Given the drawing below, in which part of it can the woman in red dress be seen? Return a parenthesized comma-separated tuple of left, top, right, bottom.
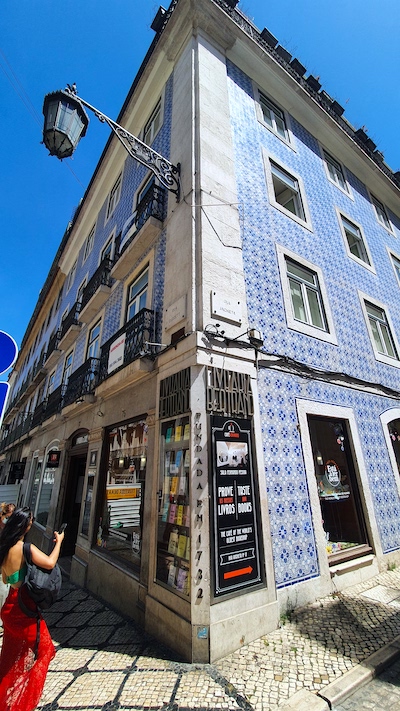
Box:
(0, 508, 64, 711)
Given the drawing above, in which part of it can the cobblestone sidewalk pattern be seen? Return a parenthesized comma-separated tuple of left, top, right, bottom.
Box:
(1, 568, 400, 710)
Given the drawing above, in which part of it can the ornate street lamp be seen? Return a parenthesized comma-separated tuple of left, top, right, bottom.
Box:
(42, 85, 180, 200)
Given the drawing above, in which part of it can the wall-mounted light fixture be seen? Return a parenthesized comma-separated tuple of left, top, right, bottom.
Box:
(42, 85, 181, 200)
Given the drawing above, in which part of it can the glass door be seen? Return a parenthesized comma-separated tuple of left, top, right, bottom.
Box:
(308, 415, 371, 563)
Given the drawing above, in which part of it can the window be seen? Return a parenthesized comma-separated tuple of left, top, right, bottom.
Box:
(96, 420, 147, 575)
(126, 267, 149, 322)
(390, 252, 400, 286)
(371, 194, 392, 231)
(264, 156, 311, 227)
(60, 308, 68, 328)
(62, 352, 73, 386)
(365, 300, 398, 360)
(143, 99, 162, 145)
(271, 162, 304, 219)
(55, 286, 63, 312)
(277, 246, 337, 344)
(76, 279, 87, 304)
(101, 236, 115, 263)
(137, 174, 155, 206)
(323, 150, 349, 193)
(258, 92, 288, 140)
(286, 258, 327, 330)
(47, 371, 56, 396)
(83, 224, 95, 262)
(46, 301, 55, 328)
(86, 321, 101, 359)
(66, 260, 77, 292)
(106, 174, 122, 220)
(338, 212, 372, 268)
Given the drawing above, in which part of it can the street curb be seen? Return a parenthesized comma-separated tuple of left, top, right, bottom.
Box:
(317, 635, 400, 708)
(278, 636, 400, 710)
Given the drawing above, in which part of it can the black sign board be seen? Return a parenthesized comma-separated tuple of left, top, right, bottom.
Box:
(211, 416, 262, 596)
(46, 450, 60, 468)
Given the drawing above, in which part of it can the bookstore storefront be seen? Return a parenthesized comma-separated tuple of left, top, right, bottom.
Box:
(143, 364, 277, 663)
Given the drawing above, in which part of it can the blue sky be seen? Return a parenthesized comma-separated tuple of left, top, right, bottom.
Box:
(1, 0, 399, 360)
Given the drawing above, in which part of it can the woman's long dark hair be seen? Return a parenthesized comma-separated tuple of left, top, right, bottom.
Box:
(0, 507, 33, 567)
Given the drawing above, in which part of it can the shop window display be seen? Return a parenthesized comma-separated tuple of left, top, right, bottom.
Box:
(308, 416, 370, 562)
(96, 421, 147, 573)
(156, 416, 190, 596)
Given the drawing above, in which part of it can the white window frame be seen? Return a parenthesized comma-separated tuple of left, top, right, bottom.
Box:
(66, 260, 77, 293)
(60, 308, 68, 328)
(136, 173, 156, 207)
(322, 149, 351, 196)
(277, 244, 337, 344)
(83, 224, 96, 263)
(76, 278, 87, 304)
(359, 290, 400, 367)
(370, 193, 393, 233)
(105, 173, 122, 222)
(254, 86, 292, 145)
(47, 370, 56, 396)
(388, 249, 400, 287)
(142, 96, 163, 145)
(101, 229, 116, 265)
(62, 351, 74, 386)
(336, 208, 375, 272)
(126, 265, 149, 323)
(264, 151, 312, 230)
(55, 285, 63, 312)
(86, 319, 102, 360)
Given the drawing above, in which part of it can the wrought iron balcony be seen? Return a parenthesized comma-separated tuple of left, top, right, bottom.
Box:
(111, 185, 166, 280)
(31, 400, 47, 429)
(98, 308, 155, 383)
(45, 330, 62, 367)
(0, 412, 33, 452)
(63, 357, 100, 408)
(45, 384, 66, 420)
(59, 301, 82, 345)
(79, 258, 113, 323)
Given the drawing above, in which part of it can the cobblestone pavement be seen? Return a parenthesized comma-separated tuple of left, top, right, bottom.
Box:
(1, 568, 400, 710)
(333, 655, 400, 711)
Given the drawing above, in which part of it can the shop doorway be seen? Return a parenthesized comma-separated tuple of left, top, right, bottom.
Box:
(308, 415, 371, 564)
(388, 418, 400, 474)
(61, 434, 88, 556)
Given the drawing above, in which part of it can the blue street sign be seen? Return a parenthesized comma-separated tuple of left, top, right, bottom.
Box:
(0, 330, 18, 429)
(0, 331, 17, 375)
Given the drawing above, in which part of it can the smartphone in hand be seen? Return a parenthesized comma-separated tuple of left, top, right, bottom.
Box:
(59, 523, 67, 533)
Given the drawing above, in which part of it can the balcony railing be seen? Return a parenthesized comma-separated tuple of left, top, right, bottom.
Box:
(1, 311, 156, 446)
(116, 185, 166, 260)
(46, 330, 61, 361)
(59, 301, 81, 341)
(80, 258, 113, 312)
(45, 384, 66, 420)
(0, 412, 33, 453)
(98, 308, 155, 383)
(31, 400, 47, 429)
(63, 358, 100, 408)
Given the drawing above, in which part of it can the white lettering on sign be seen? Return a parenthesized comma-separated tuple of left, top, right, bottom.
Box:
(108, 333, 126, 374)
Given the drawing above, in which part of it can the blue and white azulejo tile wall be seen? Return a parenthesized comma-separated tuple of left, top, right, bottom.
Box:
(226, 59, 400, 586)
